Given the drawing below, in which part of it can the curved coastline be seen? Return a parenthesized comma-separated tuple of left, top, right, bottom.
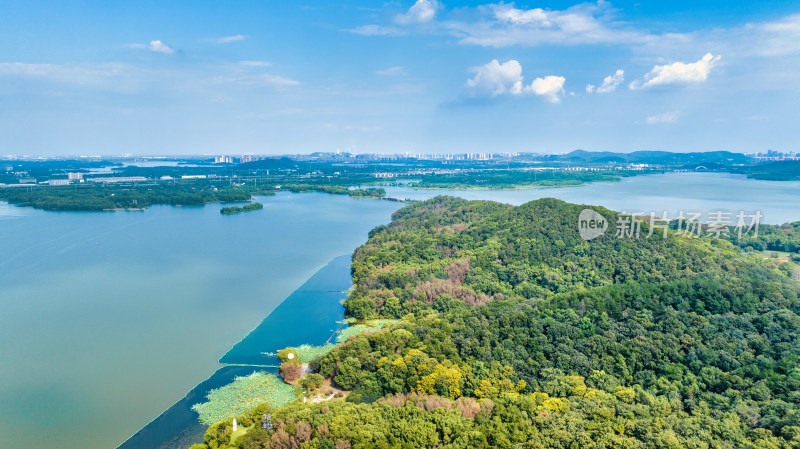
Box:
(116, 255, 354, 449)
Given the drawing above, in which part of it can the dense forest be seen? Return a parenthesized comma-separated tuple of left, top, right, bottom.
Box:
(283, 184, 386, 198)
(729, 161, 800, 181)
(221, 202, 265, 215)
(724, 221, 800, 256)
(408, 170, 646, 189)
(190, 197, 800, 449)
(0, 183, 270, 211)
(0, 182, 386, 211)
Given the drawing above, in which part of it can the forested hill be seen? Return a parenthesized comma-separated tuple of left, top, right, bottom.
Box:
(196, 197, 800, 449)
(345, 196, 796, 318)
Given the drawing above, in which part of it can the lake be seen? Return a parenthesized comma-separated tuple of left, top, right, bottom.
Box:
(1, 172, 799, 449)
(0, 192, 400, 449)
(384, 172, 800, 224)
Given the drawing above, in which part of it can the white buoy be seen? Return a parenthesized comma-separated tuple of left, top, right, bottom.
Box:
(232, 418, 237, 432)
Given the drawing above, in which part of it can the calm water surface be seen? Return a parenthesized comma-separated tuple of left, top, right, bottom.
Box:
(1, 172, 799, 449)
(386, 172, 800, 224)
(0, 192, 400, 449)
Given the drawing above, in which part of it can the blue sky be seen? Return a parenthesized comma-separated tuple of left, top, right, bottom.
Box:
(1, 1, 799, 156)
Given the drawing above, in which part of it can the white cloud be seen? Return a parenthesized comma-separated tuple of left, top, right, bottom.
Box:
(465, 59, 525, 96)
(527, 75, 566, 103)
(448, 2, 649, 47)
(748, 13, 800, 56)
(645, 111, 680, 124)
(493, 5, 551, 25)
(148, 40, 175, 54)
(215, 35, 245, 43)
(591, 69, 624, 93)
(347, 1, 650, 48)
(464, 59, 565, 103)
(376, 66, 406, 76)
(630, 53, 720, 89)
(212, 73, 300, 87)
(395, 0, 439, 25)
(585, 84, 595, 93)
(0, 62, 127, 86)
(347, 25, 403, 36)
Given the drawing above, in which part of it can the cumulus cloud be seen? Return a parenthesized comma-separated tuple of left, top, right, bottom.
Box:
(376, 66, 406, 76)
(466, 59, 525, 96)
(630, 53, 720, 89)
(395, 0, 439, 25)
(645, 111, 680, 124)
(587, 69, 624, 93)
(148, 40, 175, 54)
(464, 59, 565, 103)
(527, 75, 566, 103)
(216, 35, 245, 43)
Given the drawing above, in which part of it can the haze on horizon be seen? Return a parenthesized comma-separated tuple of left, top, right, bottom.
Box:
(1, 0, 799, 156)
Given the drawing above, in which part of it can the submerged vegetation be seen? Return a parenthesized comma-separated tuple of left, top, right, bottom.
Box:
(191, 372, 296, 426)
(191, 197, 800, 448)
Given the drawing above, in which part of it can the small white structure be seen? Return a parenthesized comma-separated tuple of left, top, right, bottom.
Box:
(232, 418, 237, 432)
(287, 353, 295, 360)
(47, 179, 70, 186)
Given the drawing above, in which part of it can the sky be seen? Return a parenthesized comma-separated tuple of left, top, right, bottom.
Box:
(1, 0, 800, 156)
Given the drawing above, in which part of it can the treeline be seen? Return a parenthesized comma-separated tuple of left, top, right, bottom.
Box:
(283, 184, 385, 198)
(190, 197, 800, 448)
(729, 160, 800, 181)
(726, 221, 800, 255)
(0, 183, 269, 211)
(0, 182, 387, 212)
(408, 170, 647, 190)
(221, 202, 264, 215)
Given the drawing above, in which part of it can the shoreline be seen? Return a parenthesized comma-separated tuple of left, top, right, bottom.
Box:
(117, 254, 354, 449)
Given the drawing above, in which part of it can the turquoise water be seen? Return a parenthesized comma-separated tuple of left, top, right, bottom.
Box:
(120, 255, 353, 449)
(1, 173, 800, 449)
(220, 255, 353, 366)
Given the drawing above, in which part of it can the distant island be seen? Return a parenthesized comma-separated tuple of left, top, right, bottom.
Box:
(220, 202, 263, 215)
(186, 197, 800, 449)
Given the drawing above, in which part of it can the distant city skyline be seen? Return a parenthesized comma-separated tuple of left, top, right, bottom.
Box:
(2, 1, 800, 155)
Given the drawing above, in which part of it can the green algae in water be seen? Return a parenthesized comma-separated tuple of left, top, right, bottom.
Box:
(284, 320, 399, 363)
(295, 343, 336, 363)
(191, 372, 296, 425)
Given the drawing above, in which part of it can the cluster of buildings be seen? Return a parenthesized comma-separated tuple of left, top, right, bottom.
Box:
(214, 155, 266, 164)
(746, 150, 799, 161)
